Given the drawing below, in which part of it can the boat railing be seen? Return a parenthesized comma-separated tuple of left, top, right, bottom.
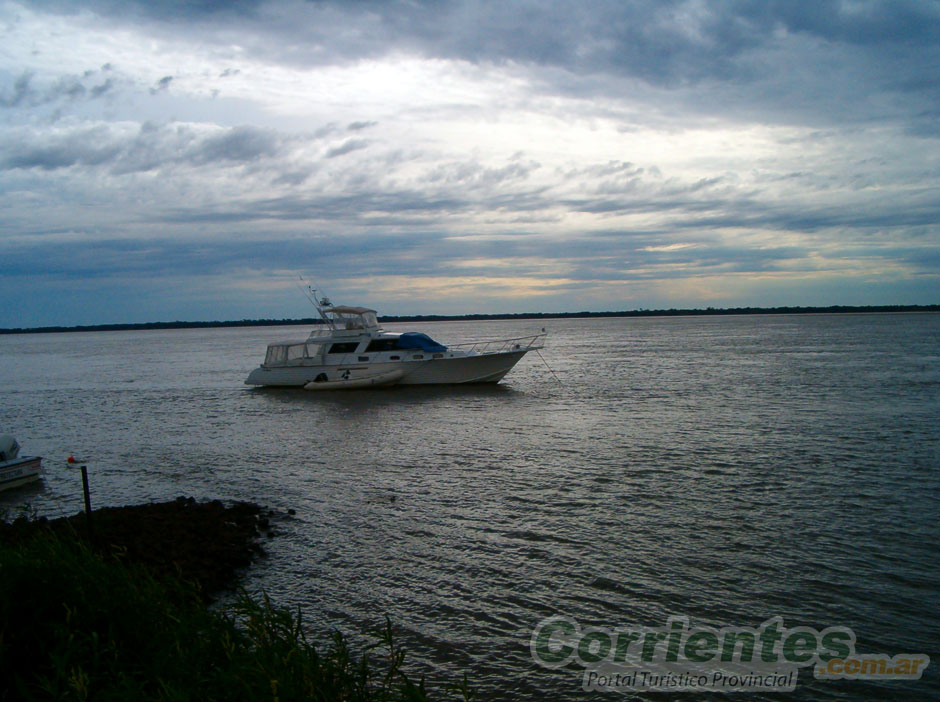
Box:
(450, 333, 545, 355)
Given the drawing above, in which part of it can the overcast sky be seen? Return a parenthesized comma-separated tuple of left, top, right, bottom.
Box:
(1, 0, 938, 326)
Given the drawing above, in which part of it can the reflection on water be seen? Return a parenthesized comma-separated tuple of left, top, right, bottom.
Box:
(251, 381, 518, 406)
(2, 314, 938, 700)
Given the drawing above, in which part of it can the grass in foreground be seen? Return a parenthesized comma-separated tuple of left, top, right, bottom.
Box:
(0, 535, 471, 701)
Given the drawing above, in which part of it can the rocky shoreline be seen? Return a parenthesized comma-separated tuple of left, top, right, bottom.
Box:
(0, 496, 274, 598)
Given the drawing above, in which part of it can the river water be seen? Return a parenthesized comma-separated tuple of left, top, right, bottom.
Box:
(1, 313, 938, 700)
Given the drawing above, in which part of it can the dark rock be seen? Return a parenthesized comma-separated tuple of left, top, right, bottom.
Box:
(0, 498, 268, 600)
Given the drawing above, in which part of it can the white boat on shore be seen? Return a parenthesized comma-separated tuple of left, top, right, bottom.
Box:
(0, 435, 44, 492)
(245, 294, 544, 389)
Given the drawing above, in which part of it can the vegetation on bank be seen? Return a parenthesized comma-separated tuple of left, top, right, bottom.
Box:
(2, 304, 937, 334)
(0, 502, 470, 701)
(0, 498, 268, 601)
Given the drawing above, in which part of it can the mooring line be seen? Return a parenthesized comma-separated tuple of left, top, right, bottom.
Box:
(536, 349, 563, 384)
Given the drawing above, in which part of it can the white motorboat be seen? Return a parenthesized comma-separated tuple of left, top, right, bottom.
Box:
(0, 434, 44, 492)
(245, 294, 544, 389)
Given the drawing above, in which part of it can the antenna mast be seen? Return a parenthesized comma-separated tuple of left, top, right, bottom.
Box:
(297, 276, 336, 329)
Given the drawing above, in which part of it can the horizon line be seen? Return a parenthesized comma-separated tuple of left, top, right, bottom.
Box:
(2, 304, 938, 335)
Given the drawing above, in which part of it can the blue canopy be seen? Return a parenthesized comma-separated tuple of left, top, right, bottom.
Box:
(397, 332, 448, 352)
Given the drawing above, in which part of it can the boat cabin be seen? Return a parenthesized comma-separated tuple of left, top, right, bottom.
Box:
(262, 331, 448, 367)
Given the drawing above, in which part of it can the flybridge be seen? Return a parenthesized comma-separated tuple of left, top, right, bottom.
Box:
(320, 303, 380, 331)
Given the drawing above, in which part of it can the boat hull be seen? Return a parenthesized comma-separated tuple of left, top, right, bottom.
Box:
(304, 369, 405, 390)
(246, 349, 531, 388)
(398, 349, 528, 384)
(0, 456, 43, 492)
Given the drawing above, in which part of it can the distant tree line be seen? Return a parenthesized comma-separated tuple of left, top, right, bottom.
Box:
(2, 304, 938, 335)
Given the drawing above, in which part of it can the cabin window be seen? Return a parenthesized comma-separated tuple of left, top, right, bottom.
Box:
(366, 338, 399, 352)
(327, 342, 359, 354)
(265, 345, 288, 365)
(432, 353, 443, 358)
(390, 355, 400, 360)
(358, 356, 369, 362)
(413, 354, 424, 359)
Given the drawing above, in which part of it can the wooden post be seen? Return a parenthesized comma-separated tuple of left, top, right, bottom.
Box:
(80, 464, 94, 541)
(67, 456, 94, 543)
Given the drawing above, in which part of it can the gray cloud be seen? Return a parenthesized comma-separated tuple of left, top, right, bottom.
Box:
(150, 75, 173, 94)
(15, 1, 939, 136)
(0, 123, 292, 174)
(186, 126, 282, 164)
(42, 1, 939, 87)
(26, 0, 264, 21)
(0, 73, 33, 108)
(0, 67, 118, 109)
(424, 157, 540, 189)
(12, 220, 933, 295)
(325, 139, 370, 158)
(1, 125, 121, 170)
(89, 78, 115, 98)
(0, 228, 797, 283)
